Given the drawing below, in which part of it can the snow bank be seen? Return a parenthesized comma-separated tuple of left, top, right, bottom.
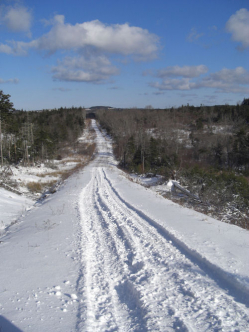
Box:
(0, 188, 33, 230)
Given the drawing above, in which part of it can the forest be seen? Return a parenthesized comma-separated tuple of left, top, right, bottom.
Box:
(0, 90, 85, 166)
(97, 99, 249, 229)
(1, 89, 249, 228)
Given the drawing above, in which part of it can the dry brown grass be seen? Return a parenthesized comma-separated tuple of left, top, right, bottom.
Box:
(78, 142, 96, 156)
(27, 180, 57, 193)
(28, 121, 97, 196)
(60, 161, 87, 181)
(36, 171, 65, 178)
(27, 182, 43, 193)
(53, 144, 96, 181)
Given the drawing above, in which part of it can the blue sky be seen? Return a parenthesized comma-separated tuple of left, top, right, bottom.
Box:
(0, 0, 249, 110)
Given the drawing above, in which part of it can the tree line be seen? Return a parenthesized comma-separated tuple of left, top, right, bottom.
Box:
(98, 102, 249, 175)
(1, 89, 249, 227)
(97, 100, 249, 228)
(0, 90, 85, 166)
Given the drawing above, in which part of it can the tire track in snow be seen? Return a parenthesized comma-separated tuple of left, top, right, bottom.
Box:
(96, 167, 249, 331)
(76, 168, 147, 331)
(75, 120, 249, 331)
(93, 172, 149, 331)
(103, 168, 249, 307)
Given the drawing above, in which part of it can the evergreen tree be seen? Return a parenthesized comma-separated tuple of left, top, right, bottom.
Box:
(0, 90, 14, 122)
(0, 91, 14, 166)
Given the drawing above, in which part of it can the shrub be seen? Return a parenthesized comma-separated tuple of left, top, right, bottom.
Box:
(27, 181, 43, 193)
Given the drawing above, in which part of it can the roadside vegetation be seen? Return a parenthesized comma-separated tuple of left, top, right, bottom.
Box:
(0, 90, 95, 197)
(1, 89, 249, 228)
(98, 99, 249, 229)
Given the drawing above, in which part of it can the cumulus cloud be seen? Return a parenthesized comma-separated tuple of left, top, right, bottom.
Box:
(38, 18, 158, 59)
(0, 15, 159, 82)
(1, 5, 32, 35)
(0, 15, 159, 59)
(151, 78, 196, 91)
(0, 40, 32, 55)
(199, 67, 249, 93)
(150, 66, 249, 93)
(150, 65, 207, 90)
(52, 55, 119, 83)
(226, 8, 249, 49)
(157, 65, 208, 78)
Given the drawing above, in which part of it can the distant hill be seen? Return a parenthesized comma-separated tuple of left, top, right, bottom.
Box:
(90, 106, 114, 110)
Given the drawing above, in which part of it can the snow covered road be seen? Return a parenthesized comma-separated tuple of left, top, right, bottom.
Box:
(1, 119, 249, 331)
(73, 122, 249, 331)
(77, 166, 249, 331)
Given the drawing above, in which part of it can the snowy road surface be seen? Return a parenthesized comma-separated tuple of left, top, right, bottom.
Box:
(0, 120, 249, 331)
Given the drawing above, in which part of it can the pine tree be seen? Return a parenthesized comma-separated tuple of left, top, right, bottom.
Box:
(0, 91, 14, 166)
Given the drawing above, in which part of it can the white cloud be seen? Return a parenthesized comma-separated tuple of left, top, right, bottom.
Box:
(226, 8, 249, 49)
(0, 14, 159, 84)
(0, 40, 31, 55)
(199, 67, 249, 93)
(151, 78, 195, 91)
(0, 16, 159, 59)
(157, 65, 208, 78)
(0, 43, 13, 54)
(150, 65, 208, 90)
(41, 15, 65, 27)
(39, 18, 158, 59)
(150, 66, 249, 93)
(2, 5, 32, 35)
(52, 55, 119, 83)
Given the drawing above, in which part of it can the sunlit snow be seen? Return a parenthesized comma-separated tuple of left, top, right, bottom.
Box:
(0, 120, 248, 331)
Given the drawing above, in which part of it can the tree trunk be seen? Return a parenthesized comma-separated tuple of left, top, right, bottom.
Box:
(142, 151, 145, 174)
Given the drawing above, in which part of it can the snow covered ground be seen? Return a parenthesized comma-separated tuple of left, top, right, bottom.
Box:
(0, 121, 95, 230)
(0, 120, 249, 331)
(0, 188, 33, 233)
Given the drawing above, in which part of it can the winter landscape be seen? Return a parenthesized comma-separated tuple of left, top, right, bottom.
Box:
(0, 120, 249, 331)
(1, 1, 249, 331)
